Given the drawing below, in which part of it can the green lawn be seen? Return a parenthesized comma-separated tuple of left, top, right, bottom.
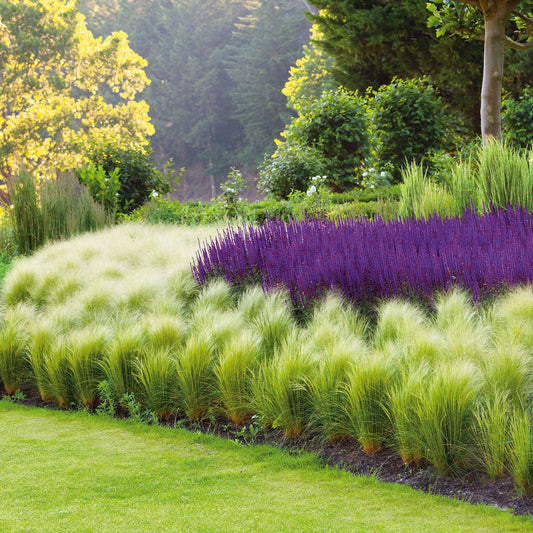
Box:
(0, 401, 531, 533)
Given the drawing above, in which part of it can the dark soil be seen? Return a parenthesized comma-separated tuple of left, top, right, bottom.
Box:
(7, 388, 533, 517)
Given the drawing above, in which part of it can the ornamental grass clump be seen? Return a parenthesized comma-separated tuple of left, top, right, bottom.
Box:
(507, 406, 533, 495)
(69, 326, 110, 410)
(309, 339, 363, 441)
(344, 352, 397, 454)
(193, 207, 533, 311)
(135, 348, 179, 421)
(388, 363, 429, 465)
(251, 336, 316, 439)
(473, 391, 512, 480)
(0, 307, 31, 394)
(417, 360, 481, 474)
(176, 334, 217, 422)
(215, 331, 261, 426)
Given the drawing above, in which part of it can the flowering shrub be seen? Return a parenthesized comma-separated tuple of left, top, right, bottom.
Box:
(192, 207, 533, 309)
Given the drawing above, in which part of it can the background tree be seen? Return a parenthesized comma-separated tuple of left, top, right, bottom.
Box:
(282, 23, 338, 110)
(225, 0, 311, 166)
(427, 0, 533, 141)
(80, 0, 312, 195)
(0, 0, 152, 185)
(306, 0, 485, 132)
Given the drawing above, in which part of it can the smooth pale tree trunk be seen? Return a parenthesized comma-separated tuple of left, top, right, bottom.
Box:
(478, 0, 521, 142)
(480, 10, 507, 141)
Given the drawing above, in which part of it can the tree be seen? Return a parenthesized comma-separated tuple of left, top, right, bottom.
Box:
(282, 24, 338, 110)
(427, 0, 533, 141)
(0, 0, 152, 185)
(225, 0, 311, 166)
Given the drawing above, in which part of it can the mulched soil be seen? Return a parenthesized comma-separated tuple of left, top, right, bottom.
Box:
(8, 388, 533, 516)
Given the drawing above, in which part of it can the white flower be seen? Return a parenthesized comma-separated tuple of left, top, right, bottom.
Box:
(151, 191, 159, 198)
(224, 187, 234, 194)
(369, 167, 375, 172)
(312, 176, 318, 181)
(370, 184, 375, 189)
(362, 171, 368, 177)
(307, 185, 317, 196)
(380, 171, 387, 178)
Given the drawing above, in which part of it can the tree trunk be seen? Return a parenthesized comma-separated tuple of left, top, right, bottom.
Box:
(480, 9, 507, 142)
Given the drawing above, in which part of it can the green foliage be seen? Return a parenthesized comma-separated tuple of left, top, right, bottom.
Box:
(258, 142, 327, 200)
(280, 89, 370, 192)
(77, 164, 121, 214)
(370, 79, 450, 180)
(0, 0, 152, 182)
(218, 168, 248, 219)
(282, 23, 337, 110)
(86, 144, 172, 214)
(503, 87, 533, 149)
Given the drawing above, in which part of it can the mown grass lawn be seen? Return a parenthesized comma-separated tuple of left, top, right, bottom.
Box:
(1, 401, 532, 533)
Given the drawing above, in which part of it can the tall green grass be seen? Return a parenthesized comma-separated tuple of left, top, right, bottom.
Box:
(398, 141, 533, 217)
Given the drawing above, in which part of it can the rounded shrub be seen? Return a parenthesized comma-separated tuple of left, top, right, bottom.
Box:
(370, 78, 449, 181)
(502, 87, 533, 149)
(258, 142, 327, 200)
(83, 143, 171, 214)
(262, 89, 370, 196)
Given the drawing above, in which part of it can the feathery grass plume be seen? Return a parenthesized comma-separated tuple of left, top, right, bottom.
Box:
(2, 265, 37, 306)
(192, 280, 234, 314)
(507, 405, 533, 495)
(417, 360, 480, 474)
(69, 326, 110, 410)
(476, 139, 533, 211)
(374, 300, 428, 350)
(306, 293, 367, 354)
(176, 333, 217, 421)
(489, 286, 533, 353)
(398, 161, 427, 219)
(0, 308, 31, 394)
(481, 342, 530, 407)
(344, 351, 397, 454)
(46, 337, 74, 408)
(102, 325, 146, 401)
(251, 334, 316, 439)
(215, 330, 261, 426)
(141, 314, 188, 352)
(28, 322, 57, 402)
(237, 286, 268, 323)
(168, 268, 200, 310)
(387, 363, 429, 465)
(433, 288, 490, 363)
(251, 290, 295, 360)
(135, 348, 179, 421)
(78, 285, 117, 325)
(309, 339, 363, 441)
(474, 391, 512, 480)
